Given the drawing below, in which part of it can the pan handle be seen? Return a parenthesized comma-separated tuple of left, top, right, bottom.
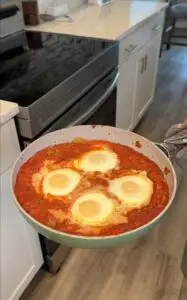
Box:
(154, 143, 171, 158)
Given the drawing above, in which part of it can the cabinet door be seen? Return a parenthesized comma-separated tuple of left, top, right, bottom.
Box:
(0, 168, 43, 300)
(133, 33, 161, 125)
(116, 55, 137, 130)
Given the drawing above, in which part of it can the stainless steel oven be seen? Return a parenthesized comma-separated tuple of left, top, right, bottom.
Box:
(23, 67, 118, 146)
(22, 67, 118, 274)
(46, 68, 118, 129)
(36, 67, 118, 273)
(0, 29, 119, 273)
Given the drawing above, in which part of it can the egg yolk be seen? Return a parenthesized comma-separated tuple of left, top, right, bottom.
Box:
(71, 192, 114, 226)
(108, 173, 153, 209)
(122, 181, 140, 196)
(42, 168, 81, 196)
(89, 152, 107, 164)
(75, 149, 118, 173)
(48, 174, 69, 189)
(78, 200, 101, 218)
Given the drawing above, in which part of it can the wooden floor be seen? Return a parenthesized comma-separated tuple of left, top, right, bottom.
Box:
(20, 47, 187, 300)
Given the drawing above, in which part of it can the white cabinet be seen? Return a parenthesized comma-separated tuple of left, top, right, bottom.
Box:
(116, 22, 141, 130)
(116, 12, 164, 130)
(0, 120, 43, 300)
(133, 33, 161, 126)
(116, 54, 137, 130)
(0, 119, 20, 174)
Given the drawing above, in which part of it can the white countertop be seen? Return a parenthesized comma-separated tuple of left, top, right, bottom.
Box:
(26, 0, 168, 40)
(0, 100, 19, 126)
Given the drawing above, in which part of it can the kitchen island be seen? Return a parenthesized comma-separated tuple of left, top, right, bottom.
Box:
(27, 0, 167, 41)
(26, 0, 168, 131)
(0, 100, 43, 300)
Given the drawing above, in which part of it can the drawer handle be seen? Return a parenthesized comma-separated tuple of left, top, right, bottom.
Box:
(144, 54, 148, 72)
(124, 44, 137, 54)
(139, 57, 144, 74)
(152, 24, 161, 32)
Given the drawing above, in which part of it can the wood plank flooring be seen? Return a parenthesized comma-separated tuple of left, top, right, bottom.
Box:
(20, 46, 187, 300)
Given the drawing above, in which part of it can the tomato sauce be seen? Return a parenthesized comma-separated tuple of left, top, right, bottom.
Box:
(14, 140, 169, 237)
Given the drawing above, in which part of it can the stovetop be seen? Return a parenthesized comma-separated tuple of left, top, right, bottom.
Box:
(0, 30, 116, 106)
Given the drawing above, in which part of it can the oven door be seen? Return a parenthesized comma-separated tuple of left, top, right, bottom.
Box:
(21, 67, 118, 273)
(42, 68, 119, 134)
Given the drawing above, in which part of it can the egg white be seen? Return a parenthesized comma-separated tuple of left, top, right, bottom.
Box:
(32, 160, 54, 194)
(42, 168, 80, 196)
(75, 149, 118, 173)
(71, 192, 114, 226)
(108, 173, 153, 209)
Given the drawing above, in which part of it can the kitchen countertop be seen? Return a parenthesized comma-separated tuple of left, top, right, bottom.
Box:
(26, 0, 168, 40)
(0, 100, 19, 126)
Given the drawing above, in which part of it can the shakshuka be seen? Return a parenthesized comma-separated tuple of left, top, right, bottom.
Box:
(14, 139, 169, 236)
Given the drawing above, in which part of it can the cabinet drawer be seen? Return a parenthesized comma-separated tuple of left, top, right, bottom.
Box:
(142, 12, 164, 45)
(0, 119, 20, 175)
(119, 27, 142, 66)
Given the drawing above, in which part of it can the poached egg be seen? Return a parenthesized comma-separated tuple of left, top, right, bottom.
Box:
(108, 172, 153, 209)
(74, 149, 118, 173)
(42, 168, 81, 196)
(71, 191, 114, 226)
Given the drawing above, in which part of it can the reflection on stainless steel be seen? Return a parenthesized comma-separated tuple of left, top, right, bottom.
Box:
(0, 30, 27, 54)
(19, 67, 118, 139)
(0, 31, 118, 139)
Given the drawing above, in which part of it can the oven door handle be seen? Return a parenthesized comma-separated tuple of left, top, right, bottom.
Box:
(68, 71, 119, 127)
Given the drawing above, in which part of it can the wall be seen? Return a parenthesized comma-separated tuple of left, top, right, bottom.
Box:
(0, 0, 20, 7)
(38, 0, 87, 14)
(0, 0, 86, 12)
